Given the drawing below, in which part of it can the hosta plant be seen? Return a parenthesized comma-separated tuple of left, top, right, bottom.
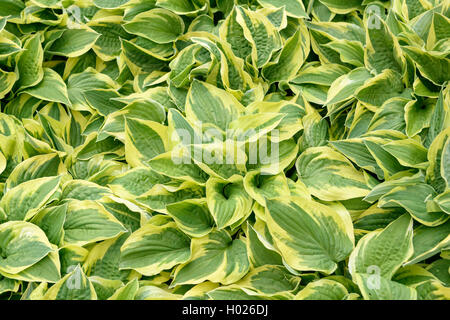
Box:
(0, 0, 449, 300)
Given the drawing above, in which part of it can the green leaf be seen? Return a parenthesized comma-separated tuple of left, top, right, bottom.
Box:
(123, 8, 185, 44)
(108, 278, 139, 300)
(43, 265, 97, 300)
(378, 184, 448, 226)
(206, 177, 253, 229)
(63, 200, 127, 246)
(15, 34, 43, 90)
(265, 196, 354, 274)
(47, 29, 100, 57)
(235, 6, 282, 68)
(172, 230, 249, 285)
(257, 0, 308, 18)
(354, 273, 417, 300)
(349, 214, 414, 279)
(402, 46, 450, 85)
(295, 279, 349, 300)
(262, 24, 310, 83)
(124, 118, 168, 168)
(21, 68, 71, 105)
(0, 221, 54, 274)
(0, 176, 61, 221)
(120, 216, 191, 276)
(186, 80, 244, 132)
(407, 221, 450, 265)
(296, 146, 371, 201)
(0, 69, 17, 99)
(364, 15, 405, 75)
(166, 199, 215, 238)
(156, 0, 207, 15)
(355, 69, 407, 108)
(326, 67, 372, 105)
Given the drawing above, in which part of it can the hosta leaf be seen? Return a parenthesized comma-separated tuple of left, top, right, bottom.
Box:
(206, 177, 253, 229)
(30, 203, 67, 246)
(0, 277, 19, 295)
(94, 0, 131, 9)
(426, 127, 450, 193)
(402, 46, 450, 85)
(243, 171, 290, 207)
(0, 221, 54, 274)
(63, 200, 127, 246)
(381, 139, 428, 169)
(0, 250, 61, 283)
(89, 277, 123, 300)
(82, 234, 129, 280)
(355, 69, 408, 108)
(135, 285, 182, 300)
(404, 98, 435, 137)
(363, 139, 408, 179)
(326, 67, 372, 106)
(354, 273, 417, 300)
(257, 0, 308, 18)
(120, 217, 191, 276)
(0, 151, 6, 176)
(21, 68, 70, 105)
(235, 6, 282, 68)
(136, 182, 205, 214)
(120, 39, 168, 73)
(108, 167, 170, 200)
(123, 9, 184, 44)
(378, 184, 448, 226)
(0, 70, 17, 100)
(166, 199, 214, 238)
(406, 221, 450, 265)
(186, 80, 244, 132)
(47, 29, 100, 58)
(155, 0, 207, 15)
(62, 180, 112, 201)
(296, 146, 371, 201)
(349, 214, 414, 279)
(190, 142, 247, 181)
(124, 118, 168, 168)
(190, 36, 254, 94)
(235, 265, 300, 295)
(318, 0, 363, 14)
(148, 150, 209, 185)
(5, 153, 63, 191)
(330, 138, 382, 177)
(368, 97, 408, 132)
(364, 15, 405, 75)
(295, 279, 349, 300)
(206, 285, 282, 300)
(324, 40, 364, 67)
(265, 196, 354, 274)
(0, 176, 61, 221)
(262, 23, 310, 83)
(424, 90, 450, 148)
(0, 0, 24, 18)
(43, 265, 97, 300)
(291, 64, 350, 87)
(15, 34, 43, 90)
(172, 230, 249, 285)
(219, 7, 252, 60)
(0, 36, 21, 59)
(107, 278, 139, 300)
(245, 223, 283, 268)
(433, 190, 450, 215)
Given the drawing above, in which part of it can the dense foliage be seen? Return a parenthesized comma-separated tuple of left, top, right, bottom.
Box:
(0, 0, 449, 300)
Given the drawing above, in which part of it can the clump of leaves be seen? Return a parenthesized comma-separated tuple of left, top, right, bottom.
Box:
(0, 0, 449, 300)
